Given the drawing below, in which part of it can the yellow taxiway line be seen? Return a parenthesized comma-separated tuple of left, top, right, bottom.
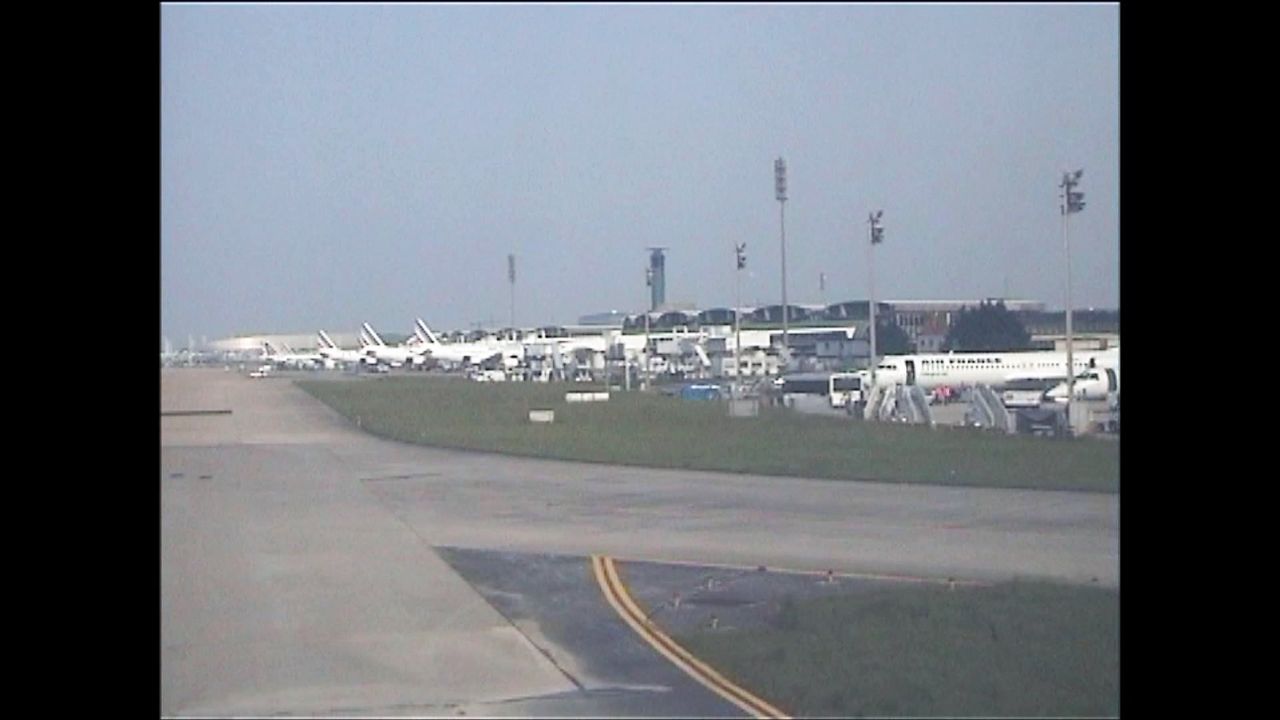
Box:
(591, 554, 790, 719)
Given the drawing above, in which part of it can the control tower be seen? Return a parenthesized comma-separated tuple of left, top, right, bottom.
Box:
(647, 247, 666, 311)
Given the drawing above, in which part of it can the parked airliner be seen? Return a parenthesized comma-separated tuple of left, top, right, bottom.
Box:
(412, 319, 523, 369)
(870, 347, 1119, 390)
(315, 330, 369, 367)
(262, 340, 324, 369)
(361, 322, 426, 368)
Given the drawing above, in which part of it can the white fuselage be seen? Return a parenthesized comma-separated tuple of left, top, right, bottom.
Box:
(315, 331, 368, 366)
(263, 344, 323, 369)
(411, 319, 521, 369)
(363, 344, 423, 367)
(553, 335, 609, 354)
(872, 348, 1119, 390)
(317, 345, 364, 365)
(424, 338, 522, 368)
(359, 322, 424, 367)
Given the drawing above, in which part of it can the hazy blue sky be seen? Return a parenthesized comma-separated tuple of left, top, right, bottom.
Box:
(161, 3, 1118, 343)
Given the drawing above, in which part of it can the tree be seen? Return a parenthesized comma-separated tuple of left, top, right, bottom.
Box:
(943, 300, 1032, 352)
(875, 319, 914, 355)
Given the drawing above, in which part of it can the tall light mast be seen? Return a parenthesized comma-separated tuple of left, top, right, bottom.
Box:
(1059, 169, 1086, 432)
(867, 210, 884, 386)
(775, 157, 789, 362)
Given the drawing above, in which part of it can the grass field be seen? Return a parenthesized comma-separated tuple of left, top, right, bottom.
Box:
(296, 376, 1118, 493)
(675, 580, 1119, 717)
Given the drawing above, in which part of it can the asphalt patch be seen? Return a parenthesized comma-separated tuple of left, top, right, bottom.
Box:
(613, 560, 908, 637)
(433, 547, 947, 717)
(435, 546, 742, 717)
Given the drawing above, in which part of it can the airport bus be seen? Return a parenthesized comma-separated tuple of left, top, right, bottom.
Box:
(779, 371, 867, 409)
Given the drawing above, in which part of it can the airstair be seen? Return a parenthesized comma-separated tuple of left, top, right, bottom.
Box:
(969, 384, 1015, 433)
(864, 383, 933, 426)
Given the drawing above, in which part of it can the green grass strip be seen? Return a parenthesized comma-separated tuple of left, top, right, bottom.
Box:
(675, 580, 1119, 717)
(296, 376, 1118, 493)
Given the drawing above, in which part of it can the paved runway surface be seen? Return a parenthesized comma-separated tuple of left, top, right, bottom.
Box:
(161, 368, 1118, 716)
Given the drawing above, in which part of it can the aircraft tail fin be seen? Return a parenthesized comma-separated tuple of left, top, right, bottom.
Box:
(415, 318, 441, 345)
(361, 323, 386, 347)
(317, 330, 337, 350)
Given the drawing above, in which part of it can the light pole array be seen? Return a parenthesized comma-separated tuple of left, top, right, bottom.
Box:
(1059, 169, 1086, 431)
(775, 157, 788, 363)
(867, 210, 884, 387)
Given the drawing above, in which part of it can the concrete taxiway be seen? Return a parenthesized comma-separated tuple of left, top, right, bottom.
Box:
(161, 368, 1118, 716)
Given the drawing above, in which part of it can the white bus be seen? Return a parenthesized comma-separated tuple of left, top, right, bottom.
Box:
(779, 371, 867, 409)
(829, 372, 866, 408)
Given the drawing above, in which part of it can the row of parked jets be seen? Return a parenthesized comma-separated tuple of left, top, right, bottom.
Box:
(256, 317, 1119, 404)
(261, 319, 622, 373)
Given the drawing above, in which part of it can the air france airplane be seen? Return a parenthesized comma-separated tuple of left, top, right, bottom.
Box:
(360, 322, 427, 368)
(870, 347, 1119, 390)
(262, 340, 324, 369)
(315, 330, 368, 367)
(412, 319, 523, 369)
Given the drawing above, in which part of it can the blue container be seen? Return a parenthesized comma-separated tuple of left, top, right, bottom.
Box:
(680, 384, 723, 401)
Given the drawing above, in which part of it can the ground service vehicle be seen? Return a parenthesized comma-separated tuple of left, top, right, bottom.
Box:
(780, 372, 866, 408)
(1044, 366, 1120, 403)
(1001, 377, 1063, 408)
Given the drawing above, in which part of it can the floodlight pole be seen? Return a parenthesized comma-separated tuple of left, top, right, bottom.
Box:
(1059, 169, 1085, 433)
(1063, 199, 1073, 428)
(867, 211, 884, 388)
(508, 254, 516, 333)
(644, 263, 652, 392)
(868, 224, 876, 388)
(644, 310, 650, 391)
(735, 243, 746, 397)
(775, 157, 788, 364)
(735, 274, 742, 396)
